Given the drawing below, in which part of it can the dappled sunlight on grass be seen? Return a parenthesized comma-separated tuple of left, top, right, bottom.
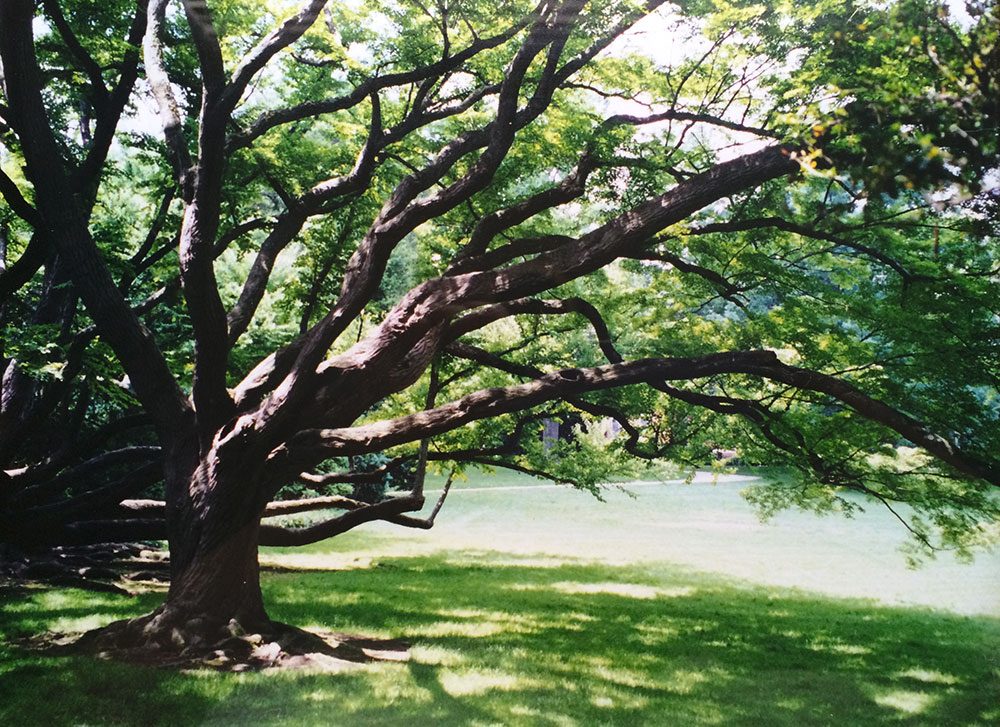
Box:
(897, 667, 961, 685)
(438, 668, 544, 697)
(551, 581, 694, 599)
(254, 552, 999, 726)
(0, 585, 164, 647)
(871, 688, 939, 715)
(2, 552, 999, 726)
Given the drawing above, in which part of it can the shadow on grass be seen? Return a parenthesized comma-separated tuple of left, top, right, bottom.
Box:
(0, 587, 230, 726)
(2, 554, 998, 727)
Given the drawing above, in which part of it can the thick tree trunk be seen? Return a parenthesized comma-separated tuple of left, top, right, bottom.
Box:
(71, 450, 410, 668)
(73, 454, 394, 668)
(164, 519, 268, 630)
(80, 449, 275, 656)
(80, 523, 269, 657)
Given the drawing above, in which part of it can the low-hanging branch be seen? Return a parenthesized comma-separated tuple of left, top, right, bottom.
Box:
(285, 350, 1000, 488)
(257, 494, 425, 546)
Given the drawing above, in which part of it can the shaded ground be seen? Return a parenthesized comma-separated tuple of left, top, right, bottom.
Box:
(2, 472, 997, 724)
(2, 552, 998, 727)
(0, 542, 170, 592)
(1, 545, 410, 673)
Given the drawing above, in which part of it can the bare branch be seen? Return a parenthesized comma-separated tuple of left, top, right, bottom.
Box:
(143, 0, 193, 191)
(226, 1, 329, 108)
(257, 495, 425, 546)
(390, 468, 455, 530)
(262, 494, 361, 515)
(286, 350, 1000, 488)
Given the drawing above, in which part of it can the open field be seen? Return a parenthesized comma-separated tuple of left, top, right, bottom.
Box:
(265, 470, 1000, 616)
(2, 470, 998, 726)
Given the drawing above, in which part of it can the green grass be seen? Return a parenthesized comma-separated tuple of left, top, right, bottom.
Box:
(2, 469, 999, 726)
(1, 554, 999, 727)
(266, 470, 1000, 615)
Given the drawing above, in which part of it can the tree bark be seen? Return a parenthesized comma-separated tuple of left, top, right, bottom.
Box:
(163, 519, 267, 630)
(84, 458, 273, 653)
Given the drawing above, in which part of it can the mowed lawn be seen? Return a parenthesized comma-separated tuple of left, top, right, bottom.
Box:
(266, 470, 1000, 615)
(1, 470, 998, 727)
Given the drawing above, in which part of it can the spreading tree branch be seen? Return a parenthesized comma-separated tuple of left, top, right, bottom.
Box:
(285, 351, 1000, 488)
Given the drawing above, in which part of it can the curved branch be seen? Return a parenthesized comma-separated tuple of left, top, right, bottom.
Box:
(448, 103, 762, 274)
(628, 245, 749, 307)
(446, 296, 622, 363)
(225, 94, 384, 344)
(225, 0, 329, 109)
(246, 143, 799, 463)
(143, 0, 193, 191)
(226, 18, 529, 151)
(0, 232, 46, 300)
(41, 0, 109, 107)
(443, 342, 668, 460)
(0, 166, 40, 225)
(287, 350, 1000, 488)
(690, 216, 919, 282)
(257, 494, 424, 546)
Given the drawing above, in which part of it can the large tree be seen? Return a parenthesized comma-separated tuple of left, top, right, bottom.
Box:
(1, 0, 997, 654)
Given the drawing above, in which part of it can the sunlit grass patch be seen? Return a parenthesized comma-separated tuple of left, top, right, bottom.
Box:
(438, 668, 542, 697)
(872, 688, 939, 715)
(897, 667, 961, 685)
(2, 559, 999, 726)
(0, 584, 162, 640)
(550, 581, 694, 598)
(4, 505, 1000, 727)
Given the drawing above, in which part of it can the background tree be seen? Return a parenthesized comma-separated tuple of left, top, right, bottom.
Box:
(0, 0, 997, 656)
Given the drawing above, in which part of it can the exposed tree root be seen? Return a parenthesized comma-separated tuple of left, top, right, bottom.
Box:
(1, 542, 169, 593)
(6, 544, 410, 671)
(60, 610, 411, 671)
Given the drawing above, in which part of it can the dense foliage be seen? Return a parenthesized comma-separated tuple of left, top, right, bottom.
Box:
(0, 0, 998, 643)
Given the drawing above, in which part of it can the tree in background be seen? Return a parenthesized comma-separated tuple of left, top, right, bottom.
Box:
(0, 0, 997, 655)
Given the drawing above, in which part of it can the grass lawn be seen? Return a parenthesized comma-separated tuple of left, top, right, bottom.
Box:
(1, 470, 998, 726)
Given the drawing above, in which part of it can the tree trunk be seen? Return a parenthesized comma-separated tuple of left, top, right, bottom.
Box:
(74, 454, 381, 667)
(81, 452, 274, 656)
(164, 518, 268, 632)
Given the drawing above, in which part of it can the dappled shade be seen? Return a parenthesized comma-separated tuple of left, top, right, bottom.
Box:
(2, 555, 997, 726)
